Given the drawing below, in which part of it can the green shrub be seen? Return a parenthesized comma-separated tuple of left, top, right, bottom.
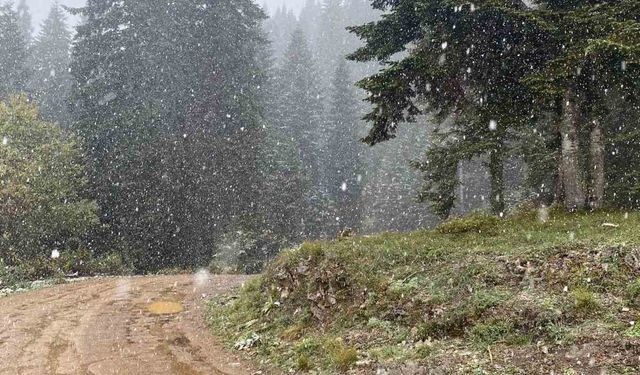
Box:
(59, 249, 93, 275)
(414, 344, 434, 359)
(572, 287, 600, 315)
(93, 253, 129, 275)
(625, 323, 640, 338)
(627, 278, 640, 306)
(546, 323, 573, 344)
(296, 354, 312, 372)
(0, 258, 8, 288)
(326, 339, 358, 371)
(436, 214, 500, 234)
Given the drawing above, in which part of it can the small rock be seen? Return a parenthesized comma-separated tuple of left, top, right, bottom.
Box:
(356, 359, 371, 367)
(602, 223, 619, 228)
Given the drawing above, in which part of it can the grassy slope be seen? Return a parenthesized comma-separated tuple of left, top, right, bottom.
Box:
(208, 209, 640, 374)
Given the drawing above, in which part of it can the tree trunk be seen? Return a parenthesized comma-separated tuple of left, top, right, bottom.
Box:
(589, 119, 605, 209)
(559, 88, 586, 211)
(489, 149, 505, 215)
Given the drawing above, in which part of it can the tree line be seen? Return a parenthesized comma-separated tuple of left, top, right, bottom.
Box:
(2, 0, 637, 278)
(1, 0, 435, 276)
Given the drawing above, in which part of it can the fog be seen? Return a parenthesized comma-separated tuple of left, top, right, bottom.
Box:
(27, 0, 305, 30)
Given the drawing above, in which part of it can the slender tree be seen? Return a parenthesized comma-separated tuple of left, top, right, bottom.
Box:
(326, 60, 365, 230)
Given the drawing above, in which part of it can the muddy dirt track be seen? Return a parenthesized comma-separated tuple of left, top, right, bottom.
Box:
(0, 275, 260, 375)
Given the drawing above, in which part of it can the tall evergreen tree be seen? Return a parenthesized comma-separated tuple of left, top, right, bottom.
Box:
(70, 0, 270, 270)
(316, 0, 348, 83)
(299, 0, 322, 51)
(29, 4, 72, 127)
(273, 28, 328, 237)
(326, 60, 365, 230)
(16, 0, 31, 42)
(263, 5, 297, 63)
(349, 0, 551, 217)
(0, 3, 29, 98)
(350, 0, 639, 217)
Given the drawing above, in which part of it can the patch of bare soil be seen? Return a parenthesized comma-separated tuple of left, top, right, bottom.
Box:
(0, 275, 264, 375)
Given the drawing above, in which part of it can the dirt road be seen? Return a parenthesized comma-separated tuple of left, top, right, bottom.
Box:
(0, 275, 260, 375)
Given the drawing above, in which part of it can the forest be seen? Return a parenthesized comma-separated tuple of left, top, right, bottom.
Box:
(0, 0, 639, 280)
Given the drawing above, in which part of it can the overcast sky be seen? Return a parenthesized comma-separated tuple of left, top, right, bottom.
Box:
(27, 0, 306, 32)
(27, 0, 84, 31)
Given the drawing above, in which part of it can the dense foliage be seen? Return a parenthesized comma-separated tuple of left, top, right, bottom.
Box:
(349, 0, 640, 217)
(68, 0, 270, 271)
(0, 96, 99, 274)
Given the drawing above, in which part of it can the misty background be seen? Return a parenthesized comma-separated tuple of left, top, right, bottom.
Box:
(27, 0, 305, 30)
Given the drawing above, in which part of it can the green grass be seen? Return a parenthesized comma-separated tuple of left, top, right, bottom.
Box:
(208, 209, 640, 373)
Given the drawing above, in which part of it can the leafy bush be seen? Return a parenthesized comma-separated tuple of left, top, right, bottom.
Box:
(93, 253, 129, 275)
(436, 214, 500, 234)
(0, 96, 99, 275)
(0, 258, 8, 288)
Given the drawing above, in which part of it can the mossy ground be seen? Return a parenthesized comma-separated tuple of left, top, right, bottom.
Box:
(208, 209, 640, 374)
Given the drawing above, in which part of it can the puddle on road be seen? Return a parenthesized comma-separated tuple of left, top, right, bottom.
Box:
(147, 301, 184, 315)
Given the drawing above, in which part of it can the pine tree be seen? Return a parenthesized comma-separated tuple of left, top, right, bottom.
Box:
(0, 3, 30, 97)
(299, 0, 322, 51)
(29, 4, 72, 127)
(316, 0, 349, 87)
(325, 60, 365, 231)
(263, 5, 297, 64)
(69, 0, 270, 270)
(350, 0, 639, 216)
(16, 0, 31, 42)
(273, 28, 328, 237)
(349, 0, 550, 217)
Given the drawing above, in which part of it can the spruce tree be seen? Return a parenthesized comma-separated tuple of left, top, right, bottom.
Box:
(316, 0, 348, 84)
(273, 28, 328, 237)
(29, 4, 72, 127)
(349, 0, 550, 217)
(0, 3, 29, 97)
(16, 0, 31, 42)
(69, 0, 270, 270)
(263, 5, 297, 63)
(525, 0, 640, 210)
(326, 60, 364, 230)
(299, 0, 322, 51)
